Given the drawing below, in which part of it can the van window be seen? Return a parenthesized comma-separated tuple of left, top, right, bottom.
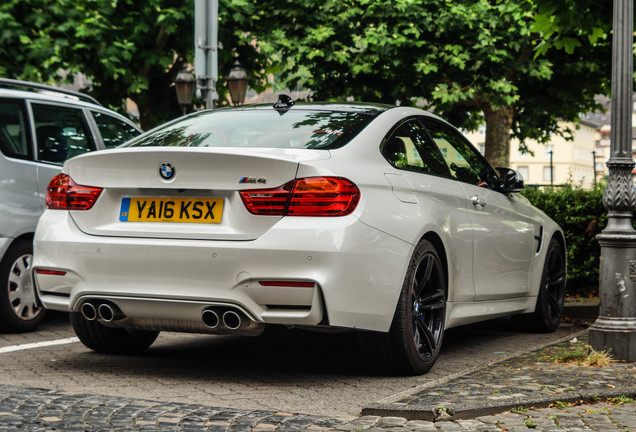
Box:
(0, 100, 31, 159)
(32, 104, 95, 163)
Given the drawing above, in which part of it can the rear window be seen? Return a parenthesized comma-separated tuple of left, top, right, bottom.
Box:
(124, 109, 376, 150)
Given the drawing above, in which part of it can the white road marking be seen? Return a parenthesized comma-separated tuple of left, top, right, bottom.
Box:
(0, 337, 80, 354)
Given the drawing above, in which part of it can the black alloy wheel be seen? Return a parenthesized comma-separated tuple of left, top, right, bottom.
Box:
(540, 238, 567, 329)
(513, 237, 566, 333)
(409, 246, 446, 364)
(358, 239, 447, 375)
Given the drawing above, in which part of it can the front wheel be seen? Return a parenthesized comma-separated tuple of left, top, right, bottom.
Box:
(0, 239, 46, 332)
(358, 239, 446, 375)
(513, 237, 566, 332)
(70, 312, 159, 354)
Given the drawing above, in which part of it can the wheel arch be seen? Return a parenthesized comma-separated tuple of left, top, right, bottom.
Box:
(549, 229, 567, 285)
(1, 233, 34, 265)
(551, 230, 566, 259)
(420, 231, 449, 295)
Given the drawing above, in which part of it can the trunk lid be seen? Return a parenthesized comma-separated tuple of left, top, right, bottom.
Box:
(66, 147, 330, 240)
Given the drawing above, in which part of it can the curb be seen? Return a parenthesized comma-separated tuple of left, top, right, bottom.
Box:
(564, 299, 599, 320)
(361, 326, 636, 422)
(362, 387, 636, 421)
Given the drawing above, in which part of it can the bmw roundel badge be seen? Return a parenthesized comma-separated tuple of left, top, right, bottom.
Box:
(159, 162, 175, 180)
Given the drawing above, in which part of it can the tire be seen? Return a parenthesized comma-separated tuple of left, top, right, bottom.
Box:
(70, 312, 159, 354)
(513, 237, 566, 333)
(0, 239, 46, 332)
(358, 239, 446, 375)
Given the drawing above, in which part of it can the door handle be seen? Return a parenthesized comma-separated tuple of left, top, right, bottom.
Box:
(471, 195, 487, 208)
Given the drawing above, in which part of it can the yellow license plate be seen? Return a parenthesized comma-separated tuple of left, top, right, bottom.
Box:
(119, 197, 223, 223)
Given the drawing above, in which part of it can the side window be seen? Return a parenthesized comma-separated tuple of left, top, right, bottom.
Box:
(32, 103, 95, 163)
(0, 99, 31, 159)
(92, 111, 140, 149)
(423, 121, 498, 189)
(381, 120, 450, 176)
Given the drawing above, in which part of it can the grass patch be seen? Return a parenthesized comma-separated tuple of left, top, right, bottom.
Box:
(607, 395, 635, 405)
(537, 344, 612, 366)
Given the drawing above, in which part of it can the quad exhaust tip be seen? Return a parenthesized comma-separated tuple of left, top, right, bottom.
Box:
(80, 301, 123, 323)
(201, 309, 220, 328)
(81, 302, 97, 321)
(82, 301, 252, 331)
(98, 303, 116, 322)
(201, 307, 245, 330)
(222, 310, 242, 330)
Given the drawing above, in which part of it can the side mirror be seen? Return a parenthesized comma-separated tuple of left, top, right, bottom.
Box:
(496, 167, 524, 193)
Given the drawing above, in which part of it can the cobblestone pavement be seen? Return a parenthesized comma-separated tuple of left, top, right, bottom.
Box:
(365, 334, 636, 420)
(0, 384, 635, 431)
(0, 314, 587, 417)
(3, 312, 635, 430)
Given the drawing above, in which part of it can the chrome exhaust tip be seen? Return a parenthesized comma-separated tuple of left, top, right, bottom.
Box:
(222, 310, 242, 330)
(98, 303, 117, 323)
(81, 302, 97, 321)
(201, 309, 220, 328)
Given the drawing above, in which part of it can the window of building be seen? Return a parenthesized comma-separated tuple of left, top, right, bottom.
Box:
(543, 166, 554, 182)
(517, 166, 529, 181)
(544, 144, 554, 158)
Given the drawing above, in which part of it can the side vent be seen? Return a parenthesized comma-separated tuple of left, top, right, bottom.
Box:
(535, 225, 543, 253)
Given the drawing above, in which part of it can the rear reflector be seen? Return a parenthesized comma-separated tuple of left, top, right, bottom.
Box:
(240, 177, 360, 216)
(35, 269, 67, 276)
(46, 173, 103, 210)
(258, 281, 315, 287)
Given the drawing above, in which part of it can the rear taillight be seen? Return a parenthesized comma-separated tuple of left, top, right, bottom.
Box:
(239, 181, 293, 215)
(240, 177, 360, 217)
(46, 173, 103, 210)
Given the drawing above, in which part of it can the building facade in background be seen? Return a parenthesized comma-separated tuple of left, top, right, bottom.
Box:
(465, 95, 636, 189)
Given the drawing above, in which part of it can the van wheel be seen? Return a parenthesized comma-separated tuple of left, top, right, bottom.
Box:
(70, 312, 158, 354)
(0, 239, 46, 332)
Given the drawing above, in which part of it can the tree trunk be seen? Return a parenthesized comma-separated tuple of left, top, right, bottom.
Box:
(483, 105, 514, 168)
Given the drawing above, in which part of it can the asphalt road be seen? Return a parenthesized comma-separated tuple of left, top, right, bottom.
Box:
(0, 312, 586, 418)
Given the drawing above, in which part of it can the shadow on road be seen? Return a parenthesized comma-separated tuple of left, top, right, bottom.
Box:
(45, 316, 587, 380)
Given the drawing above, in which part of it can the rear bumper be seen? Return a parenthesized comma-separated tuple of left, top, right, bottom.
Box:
(33, 210, 412, 332)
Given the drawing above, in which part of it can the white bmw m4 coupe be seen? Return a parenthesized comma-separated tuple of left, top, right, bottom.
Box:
(33, 96, 566, 374)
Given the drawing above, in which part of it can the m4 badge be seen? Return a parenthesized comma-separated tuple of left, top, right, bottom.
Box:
(239, 177, 267, 184)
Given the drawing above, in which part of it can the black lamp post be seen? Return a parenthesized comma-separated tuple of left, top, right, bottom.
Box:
(174, 68, 196, 115)
(226, 61, 249, 105)
(549, 150, 554, 186)
(589, 0, 636, 361)
(592, 150, 597, 187)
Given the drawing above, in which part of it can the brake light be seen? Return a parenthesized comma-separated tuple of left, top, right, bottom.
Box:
(46, 173, 103, 210)
(239, 181, 293, 215)
(240, 177, 360, 216)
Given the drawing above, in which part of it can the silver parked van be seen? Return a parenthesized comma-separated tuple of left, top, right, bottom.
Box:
(0, 78, 141, 332)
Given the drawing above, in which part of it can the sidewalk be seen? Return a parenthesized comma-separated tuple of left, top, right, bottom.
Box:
(1, 328, 635, 431)
(363, 331, 636, 422)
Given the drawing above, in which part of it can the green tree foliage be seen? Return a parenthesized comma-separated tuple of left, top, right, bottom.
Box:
(0, 0, 270, 130)
(256, 0, 610, 168)
(520, 183, 611, 295)
(525, 0, 612, 56)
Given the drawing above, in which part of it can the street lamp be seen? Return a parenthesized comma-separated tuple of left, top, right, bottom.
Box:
(174, 68, 196, 115)
(592, 150, 597, 187)
(549, 150, 554, 186)
(589, 0, 636, 362)
(226, 61, 249, 105)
